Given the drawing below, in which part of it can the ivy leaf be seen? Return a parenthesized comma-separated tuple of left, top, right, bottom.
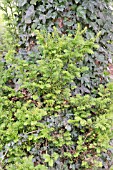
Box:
(48, 0, 53, 3)
(30, 0, 38, 5)
(24, 5, 35, 24)
(38, 5, 46, 12)
(65, 21, 74, 27)
(18, 0, 27, 6)
(77, 6, 86, 19)
(39, 14, 46, 24)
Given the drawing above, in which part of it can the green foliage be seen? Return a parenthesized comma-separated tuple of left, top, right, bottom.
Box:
(0, 11, 5, 54)
(43, 152, 59, 167)
(1, 0, 113, 93)
(6, 157, 47, 170)
(0, 0, 18, 39)
(0, 6, 18, 62)
(0, 28, 113, 169)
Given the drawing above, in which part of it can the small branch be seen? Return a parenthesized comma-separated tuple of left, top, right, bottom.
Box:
(1, 149, 9, 162)
(24, 130, 39, 135)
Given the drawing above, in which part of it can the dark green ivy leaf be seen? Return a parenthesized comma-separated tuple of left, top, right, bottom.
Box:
(24, 5, 35, 24)
(77, 6, 86, 19)
(18, 0, 27, 6)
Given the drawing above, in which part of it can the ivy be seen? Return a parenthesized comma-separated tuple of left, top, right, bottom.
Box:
(1, 0, 113, 93)
(0, 28, 113, 169)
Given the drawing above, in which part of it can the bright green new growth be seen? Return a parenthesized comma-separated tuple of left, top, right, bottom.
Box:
(1, 0, 113, 94)
(0, 27, 113, 169)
